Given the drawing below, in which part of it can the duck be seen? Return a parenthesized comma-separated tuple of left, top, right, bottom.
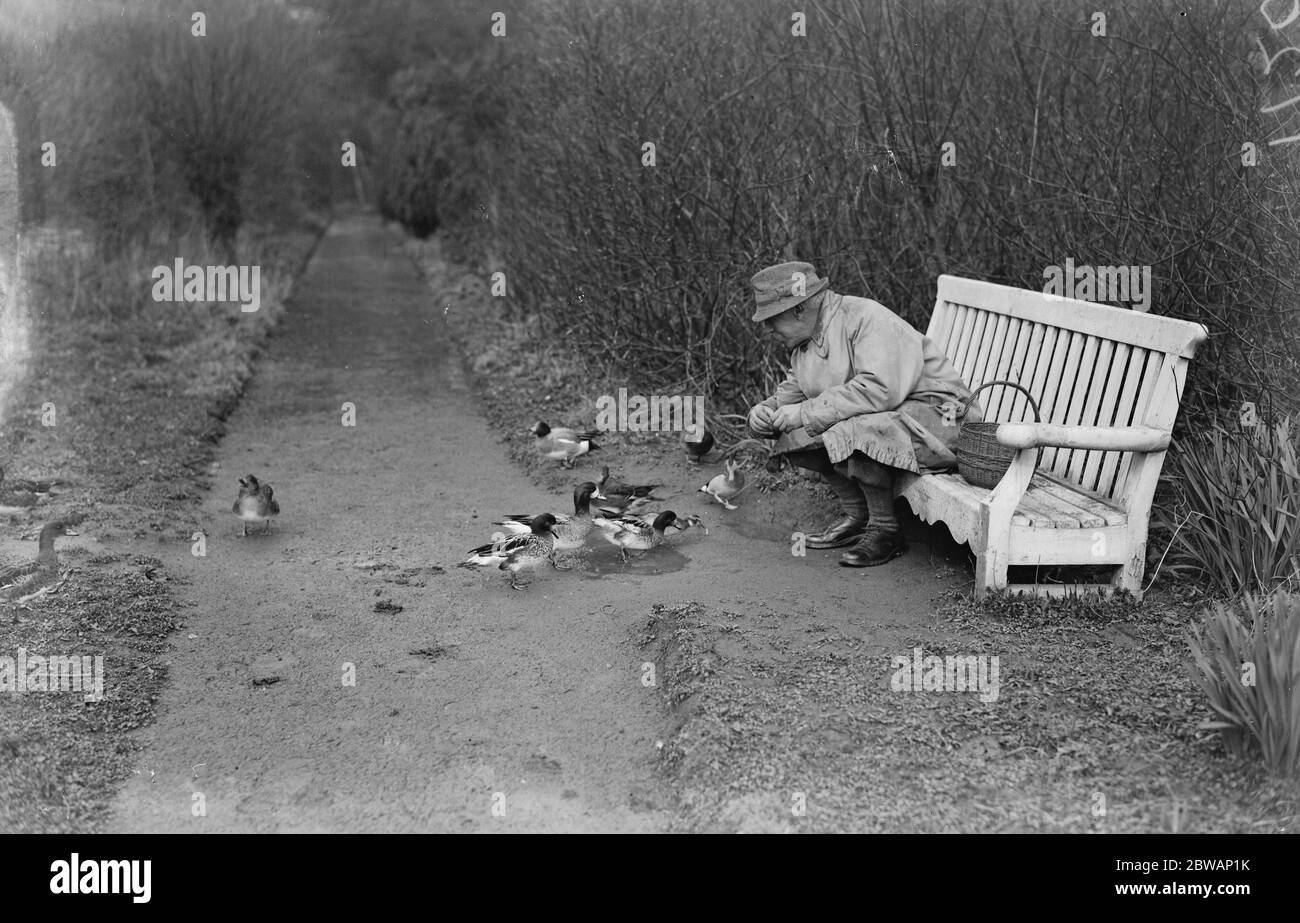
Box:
(530, 420, 600, 468)
(493, 482, 600, 552)
(0, 465, 72, 495)
(232, 475, 280, 536)
(605, 509, 706, 531)
(459, 513, 559, 589)
(591, 510, 688, 563)
(699, 458, 746, 510)
(684, 428, 715, 463)
(593, 466, 663, 511)
(0, 488, 40, 513)
(598, 466, 660, 500)
(621, 510, 706, 534)
(589, 490, 659, 518)
(0, 466, 50, 512)
(675, 513, 708, 534)
(1, 518, 80, 608)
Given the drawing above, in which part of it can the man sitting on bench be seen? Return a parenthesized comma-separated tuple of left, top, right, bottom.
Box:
(747, 261, 983, 567)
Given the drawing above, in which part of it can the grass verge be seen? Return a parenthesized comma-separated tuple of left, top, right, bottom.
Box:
(0, 218, 323, 832)
(640, 589, 1298, 833)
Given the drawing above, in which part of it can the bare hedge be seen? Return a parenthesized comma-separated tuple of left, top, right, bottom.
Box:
(381, 0, 1300, 429)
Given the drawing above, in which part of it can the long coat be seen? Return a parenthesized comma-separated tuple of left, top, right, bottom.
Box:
(750, 291, 982, 474)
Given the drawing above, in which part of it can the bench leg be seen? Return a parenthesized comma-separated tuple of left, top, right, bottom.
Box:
(973, 548, 1009, 599)
(973, 450, 1034, 600)
(1110, 550, 1145, 600)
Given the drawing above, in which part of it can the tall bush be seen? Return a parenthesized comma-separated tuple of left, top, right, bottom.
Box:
(3, 0, 332, 260)
(396, 0, 1300, 432)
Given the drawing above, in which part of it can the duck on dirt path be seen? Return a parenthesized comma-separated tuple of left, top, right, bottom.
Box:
(591, 510, 696, 564)
(493, 482, 601, 553)
(460, 513, 560, 590)
(232, 475, 280, 536)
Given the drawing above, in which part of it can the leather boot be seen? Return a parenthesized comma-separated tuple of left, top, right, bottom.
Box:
(805, 516, 870, 549)
(839, 527, 908, 567)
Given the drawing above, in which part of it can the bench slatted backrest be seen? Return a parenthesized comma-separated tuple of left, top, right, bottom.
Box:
(926, 276, 1207, 508)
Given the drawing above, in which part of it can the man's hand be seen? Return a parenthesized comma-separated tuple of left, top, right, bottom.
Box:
(771, 403, 804, 434)
(748, 403, 778, 437)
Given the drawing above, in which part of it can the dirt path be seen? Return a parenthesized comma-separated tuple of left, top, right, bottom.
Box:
(107, 214, 962, 833)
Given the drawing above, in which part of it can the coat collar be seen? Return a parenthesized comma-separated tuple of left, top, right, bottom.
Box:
(793, 290, 838, 359)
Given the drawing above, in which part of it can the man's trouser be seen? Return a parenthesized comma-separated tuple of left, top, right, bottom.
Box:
(782, 446, 897, 490)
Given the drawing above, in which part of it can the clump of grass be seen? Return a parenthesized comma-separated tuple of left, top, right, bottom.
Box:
(1187, 592, 1300, 778)
(1160, 418, 1300, 596)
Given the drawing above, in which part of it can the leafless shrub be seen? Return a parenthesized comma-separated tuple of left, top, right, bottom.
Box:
(406, 0, 1299, 431)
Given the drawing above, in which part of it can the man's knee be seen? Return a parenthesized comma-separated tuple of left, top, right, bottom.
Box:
(835, 454, 899, 489)
(782, 448, 838, 476)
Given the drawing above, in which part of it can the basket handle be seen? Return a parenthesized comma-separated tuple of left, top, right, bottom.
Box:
(962, 380, 1041, 423)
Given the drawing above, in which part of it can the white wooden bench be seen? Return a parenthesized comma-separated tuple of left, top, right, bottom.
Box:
(896, 275, 1208, 600)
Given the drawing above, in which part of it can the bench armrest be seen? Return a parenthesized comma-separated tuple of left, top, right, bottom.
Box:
(996, 423, 1170, 453)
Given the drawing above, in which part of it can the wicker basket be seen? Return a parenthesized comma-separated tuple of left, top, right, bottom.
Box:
(955, 381, 1041, 489)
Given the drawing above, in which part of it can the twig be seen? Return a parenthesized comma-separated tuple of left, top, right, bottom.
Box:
(1144, 508, 1198, 594)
